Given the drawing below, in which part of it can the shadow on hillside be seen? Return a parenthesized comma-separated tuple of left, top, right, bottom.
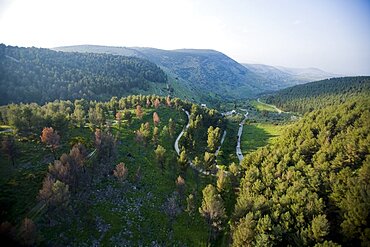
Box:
(242, 125, 277, 154)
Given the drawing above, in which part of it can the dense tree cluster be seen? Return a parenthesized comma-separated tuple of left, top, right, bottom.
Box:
(265, 76, 370, 113)
(232, 98, 370, 246)
(0, 44, 168, 105)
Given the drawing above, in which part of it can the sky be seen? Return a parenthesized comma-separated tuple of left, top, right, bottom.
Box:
(0, 0, 369, 75)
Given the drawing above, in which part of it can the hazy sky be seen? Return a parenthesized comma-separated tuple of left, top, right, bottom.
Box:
(0, 0, 369, 75)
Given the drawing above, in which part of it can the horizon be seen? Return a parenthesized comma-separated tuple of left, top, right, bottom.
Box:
(1, 0, 369, 75)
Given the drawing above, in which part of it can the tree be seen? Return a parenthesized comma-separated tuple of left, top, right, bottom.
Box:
(150, 126, 158, 145)
(116, 112, 122, 130)
(135, 105, 143, 119)
(113, 162, 128, 182)
(153, 112, 160, 126)
(153, 98, 160, 108)
(123, 109, 132, 124)
(155, 145, 166, 173)
(166, 96, 172, 107)
(168, 118, 175, 137)
(186, 194, 195, 217)
(216, 169, 231, 193)
(199, 184, 226, 244)
(1, 136, 17, 166)
(175, 175, 186, 199)
(178, 150, 188, 173)
(95, 129, 117, 164)
(204, 151, 215, 171)
(163, 192, 181, 242)
(38, 175, 70, 214)
(72, 104, 85, 127)
(311, 214, 329, 242)
(19, 218, 37, 246)
(232, 213, 256, 247)
(207, 126, 221, 153)
(41, 127, 60, 159)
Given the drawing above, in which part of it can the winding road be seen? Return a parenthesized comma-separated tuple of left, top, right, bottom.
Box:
(174, 109, 227, 176)
(236, 111, 249, 163)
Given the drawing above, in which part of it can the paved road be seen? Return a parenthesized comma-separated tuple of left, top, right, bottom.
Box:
(174, 109, 190, 155)
(236, 111, 249, 163)
(174, 109, 227, 176)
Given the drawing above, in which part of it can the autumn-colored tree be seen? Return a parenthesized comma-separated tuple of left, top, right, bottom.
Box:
(116, 112, 122, 130)
(146, 98, 152, 108)
(175, 175, 186, 199)
(153, 98, 160, 108)
(166, 96, 172, 107)
(135, 105, 143, 119)
(1, 136, 17, 166)
(41, 127, 60, 159)
(113, 162, 128, 182)
(38, 175, 70, 214)
(153, 112, 160, 126)
(95, 129, 117, 164)
(199, 184, 226, 245)
(155, 145, 166, 173)
(19, 218, 37, 246)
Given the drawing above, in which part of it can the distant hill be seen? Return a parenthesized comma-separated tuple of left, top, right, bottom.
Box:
(55, 45, 268, 102)
(264, 76, 370, 113)
(242, 63, 339, 88)
(0, 44, 168, 105)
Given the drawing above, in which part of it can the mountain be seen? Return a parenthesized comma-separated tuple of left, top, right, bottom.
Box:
(0, 44, 168, 105)
(54, 45, 276, 101)
(264, 76, 370, 113)
(242, 63, 339, 88)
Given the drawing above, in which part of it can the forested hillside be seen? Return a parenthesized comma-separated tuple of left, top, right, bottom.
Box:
(265, 76, 370, 113)
(232, 97, 370, 246)
(0, 44, 167, 105)
(54, 45, 272, 99)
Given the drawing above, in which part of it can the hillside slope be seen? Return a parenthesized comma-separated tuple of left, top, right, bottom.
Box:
(54, 45, 276, 100)
(243, 63, 338, 88)
(0, 44, 168, 105)
(264, 76, 370, 113)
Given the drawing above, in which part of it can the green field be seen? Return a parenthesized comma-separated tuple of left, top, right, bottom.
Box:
(240, 123, 288, 154)
(250, 99, 280, 112)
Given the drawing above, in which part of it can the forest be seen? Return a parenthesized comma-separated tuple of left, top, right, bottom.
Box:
(264, 76, 370, 113)
(0, 44, 168, 105)
(0, 45, 369, 246)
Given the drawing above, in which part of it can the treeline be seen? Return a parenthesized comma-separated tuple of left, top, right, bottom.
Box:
(265, 76, 370, 113)
(0, 44, 167, 105)
(0, 95, 184, 134)
(231, 97, 370, 246)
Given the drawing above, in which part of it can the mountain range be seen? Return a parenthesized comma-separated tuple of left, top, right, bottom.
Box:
(54, 45, 338, 102)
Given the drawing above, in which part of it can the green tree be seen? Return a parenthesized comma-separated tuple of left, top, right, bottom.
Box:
(154, 145, 166, 173)
(199, 184, 226, 245)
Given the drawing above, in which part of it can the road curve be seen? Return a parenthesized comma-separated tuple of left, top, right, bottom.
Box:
(174, 109, 190, 155)
(174, 109, 227, 176)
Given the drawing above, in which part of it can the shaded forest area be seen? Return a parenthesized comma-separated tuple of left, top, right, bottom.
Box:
(0, 44, 167, 105)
